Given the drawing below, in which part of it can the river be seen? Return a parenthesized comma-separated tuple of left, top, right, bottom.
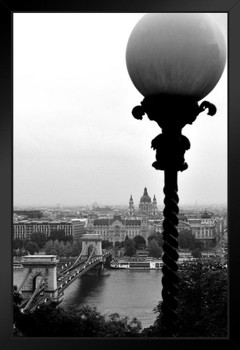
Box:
(14, 267, 163, 329)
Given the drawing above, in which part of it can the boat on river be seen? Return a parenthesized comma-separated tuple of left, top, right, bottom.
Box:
(110, 258, 163, 270)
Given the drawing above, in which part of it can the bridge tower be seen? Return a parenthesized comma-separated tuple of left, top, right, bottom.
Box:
(20, 255, 59, 302)
(81, 234, 102, 259)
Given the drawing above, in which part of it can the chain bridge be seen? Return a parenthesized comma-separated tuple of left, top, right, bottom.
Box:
(16, 234, 112, 313)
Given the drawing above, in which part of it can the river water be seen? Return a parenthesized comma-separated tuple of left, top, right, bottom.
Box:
(13, 268, 163, 329)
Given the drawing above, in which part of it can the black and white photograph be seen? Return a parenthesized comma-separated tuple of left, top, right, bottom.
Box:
(12, 12, 229, 338)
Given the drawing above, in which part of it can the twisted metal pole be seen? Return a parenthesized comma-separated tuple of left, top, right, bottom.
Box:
(161, 170, 179, 336)
(131, 95, 216, 337)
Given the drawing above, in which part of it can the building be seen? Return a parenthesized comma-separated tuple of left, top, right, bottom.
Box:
(151, 210, 223, 249)
(85, 188, 160, 246)
(13, 219, 86, 240)
(86, 213, 149, 246)
(151, 219, 191, 234)
(71, 219, 87, 241)
(188, 211, 217, 249)
(128, 187, 159, 217)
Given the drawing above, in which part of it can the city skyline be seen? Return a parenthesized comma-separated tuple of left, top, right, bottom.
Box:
(14, 13, 227, 207)
(13, 195, 227, 210)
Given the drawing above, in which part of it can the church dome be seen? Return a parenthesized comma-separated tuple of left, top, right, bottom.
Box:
(140, 187, 152, 203)
(201, 211, 212, 219)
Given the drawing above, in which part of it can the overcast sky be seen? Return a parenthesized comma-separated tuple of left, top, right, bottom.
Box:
(14, 13, 227, 208)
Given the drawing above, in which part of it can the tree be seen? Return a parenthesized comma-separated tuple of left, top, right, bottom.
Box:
(57, 241, 67, 257)
(178, 229, 195, 249)
(191, 248, 202, 258)
(148, 232, 163, 247)
(194, 240, 204, 250)
(148, 226, 157, 237)
(71, 240, 82, 257)
(102, 240, 113, 249)
(44, 240, 57, 255)
(133, 235, 146, 249)
(25, 241, 39, 255)
(13, 285, 23, 305)
(14, 248, 28, 257)
(13, 304, 142, 337)
(148, 239, 162, 258)
(13, 286, 24, 336)
(49, 229, 72, 243)
(43, 239, 82, 257)
(104, 313, 141, 337)
(115, 241, 122, 248)
(124, 238, 136, 257)
(13, 249, 18, 257)
(30, 232, 47, 249)
(65, 241, 73, 257)
(144, 258, 228, 337)
(13, 238, 24, 250)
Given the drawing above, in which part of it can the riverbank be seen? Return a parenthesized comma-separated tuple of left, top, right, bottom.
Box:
(14, 267, 162, 328)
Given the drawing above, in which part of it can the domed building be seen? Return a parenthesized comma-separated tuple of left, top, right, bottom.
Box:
(139, 187, 151, 212)
(87, 188, 159, 247)
(128, 187, 158, 217)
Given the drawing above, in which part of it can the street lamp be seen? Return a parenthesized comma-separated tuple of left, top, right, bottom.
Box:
(126, 13, 226, 336)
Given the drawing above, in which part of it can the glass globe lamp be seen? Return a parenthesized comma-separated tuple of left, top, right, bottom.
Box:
(126, 13, 226, 101)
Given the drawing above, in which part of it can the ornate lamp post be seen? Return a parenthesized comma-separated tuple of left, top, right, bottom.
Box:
(126, 13, 226, 336)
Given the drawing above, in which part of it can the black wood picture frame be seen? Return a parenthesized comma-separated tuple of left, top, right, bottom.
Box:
(0, 0, 239, 349)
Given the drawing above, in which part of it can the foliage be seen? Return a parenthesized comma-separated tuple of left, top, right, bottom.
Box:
(148, 226, 157, 237)
(124, 238, 136, 257)
(25, 241, 39, 255)
(102, 240, 113, 249)
(104, 312, 141, 336)
(148, 232, 163, 247)
(13, 287, 24, 336)
(45, 240, 61, 255)
(144, 258, 228, 337)
(14, 249, 28, 257)
(13, 304, 142, 337)
(148, 239, 162, 258)
(178, 229, 195, 249)
(71, 240, 83, 256)
(30, 232, 47, 249)
(194, 240, 204, 250)
(133, 235, 146, 249)
(191, 248, 202, 258)
(13, 257, 227, 337)
(148, 229, 203, 252)
(13, 238, 24, 250)
(115, 241, 122, 248)
(13, 285, 23, 305)
(49, 229, 72, 243)
(44, 239, 82, 257)
(147, 233, 163, 258)
(13, 236, 82, 257)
